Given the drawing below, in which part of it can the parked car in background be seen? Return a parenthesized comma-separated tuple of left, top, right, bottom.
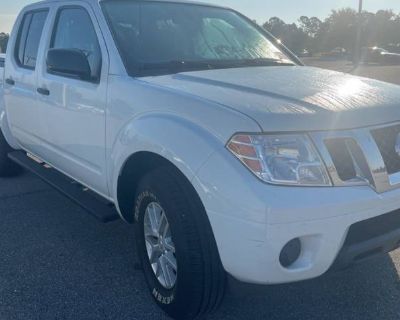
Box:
(380, 51, 400, 65)
(386, 44, 400, 54)
(361, 47, 400, 65)
(296, 49, 312, 58)
(2, 1, 400, 320)
(321, 47, 347, 59)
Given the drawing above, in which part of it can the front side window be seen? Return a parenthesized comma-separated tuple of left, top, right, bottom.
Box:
(15, 10, 48, 69)
(50, 7, 102, 80)
(101, 1, 295, 76)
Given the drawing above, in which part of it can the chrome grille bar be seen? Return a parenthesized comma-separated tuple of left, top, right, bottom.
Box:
(310, 124, 400, 193)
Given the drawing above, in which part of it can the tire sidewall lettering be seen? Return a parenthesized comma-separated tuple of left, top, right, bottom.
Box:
(152, 288, 175, 305)
(134, 190, 160, 223)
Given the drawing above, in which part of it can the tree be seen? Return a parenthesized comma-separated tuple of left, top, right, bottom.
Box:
(263, 17, 308, 53)
(263, 9, 400, 55)
(323, 8, 358, 51)
(298, 16, 325, 53)
(368, 10, 400, 46)
(299, 16, 323, 38)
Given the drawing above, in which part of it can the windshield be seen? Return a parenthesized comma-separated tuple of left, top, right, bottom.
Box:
(101, 1, 295, 76)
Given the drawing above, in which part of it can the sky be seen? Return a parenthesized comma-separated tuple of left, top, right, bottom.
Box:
(1, 0, 400, 33)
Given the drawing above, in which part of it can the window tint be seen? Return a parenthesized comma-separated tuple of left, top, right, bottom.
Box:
(15, 10, 48, 69)
(16, 13, 32, 65)
(51, 7, 101, 81)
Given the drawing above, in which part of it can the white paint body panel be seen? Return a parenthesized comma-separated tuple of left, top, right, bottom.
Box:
(35, 1, 110, 195)
(2, 0, 400, 285)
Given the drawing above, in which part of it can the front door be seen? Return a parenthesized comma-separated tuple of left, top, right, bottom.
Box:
(36, 4, 109, 196)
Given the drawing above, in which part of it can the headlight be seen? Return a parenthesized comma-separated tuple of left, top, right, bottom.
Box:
(227, 134, 331, 186)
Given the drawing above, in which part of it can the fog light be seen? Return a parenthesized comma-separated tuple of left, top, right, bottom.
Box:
(280, 238, 302, 268)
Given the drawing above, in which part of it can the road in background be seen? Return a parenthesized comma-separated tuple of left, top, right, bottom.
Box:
(303, 57, 400, 85)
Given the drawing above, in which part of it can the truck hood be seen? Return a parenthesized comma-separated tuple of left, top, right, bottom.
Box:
(143, 66, 400, 132)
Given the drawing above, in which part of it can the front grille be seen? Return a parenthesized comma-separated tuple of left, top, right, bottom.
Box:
(371, 124, 400, 175)
(311, 122, 400, 193)
(325, 138, 357, 181)
(345, 209, 400, 246)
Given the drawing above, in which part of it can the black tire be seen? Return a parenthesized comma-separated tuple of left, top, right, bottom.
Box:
(134, 166, 226, 320)
(0, 130, 22, 177)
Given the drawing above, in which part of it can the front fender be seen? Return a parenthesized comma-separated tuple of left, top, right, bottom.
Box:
(109, 112, 224, 203)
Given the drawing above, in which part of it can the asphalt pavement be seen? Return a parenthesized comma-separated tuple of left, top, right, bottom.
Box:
(2, 172, 400, 320)
(303, 57, 400, 85)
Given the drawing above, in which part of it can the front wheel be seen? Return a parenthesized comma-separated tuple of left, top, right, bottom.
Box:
(134, 166, 226, 320)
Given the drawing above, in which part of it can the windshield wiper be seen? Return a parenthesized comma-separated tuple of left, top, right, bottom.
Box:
(138, 58, 295, 76)
(231, 58, 295, 67)
(140, 60, 218, 72)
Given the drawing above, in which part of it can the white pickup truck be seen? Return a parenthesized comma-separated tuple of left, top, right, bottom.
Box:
(2, 1, 400, 319)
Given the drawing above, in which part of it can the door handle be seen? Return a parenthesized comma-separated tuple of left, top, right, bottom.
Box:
(5, 78, 15, 86)
(37, 88, 50, 96)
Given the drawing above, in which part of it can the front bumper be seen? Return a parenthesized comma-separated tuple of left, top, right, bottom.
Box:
(192, 149, 400, 285)
(331, 209, 400, 270)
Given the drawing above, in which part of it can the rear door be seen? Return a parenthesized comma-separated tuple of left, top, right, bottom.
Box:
(36, 3, 109, 196)
(4, 9, 49, 151)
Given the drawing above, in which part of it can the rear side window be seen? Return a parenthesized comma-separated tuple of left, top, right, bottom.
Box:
(50, 7, 102, 81)
(15, 10, 48, 69)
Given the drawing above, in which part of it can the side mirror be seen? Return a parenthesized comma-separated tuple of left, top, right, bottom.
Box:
(47, 48, 92, 81)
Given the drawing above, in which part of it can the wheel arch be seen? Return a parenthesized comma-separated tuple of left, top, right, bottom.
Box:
(116, 151, 184, 223)
(109, 112, 224, 223)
